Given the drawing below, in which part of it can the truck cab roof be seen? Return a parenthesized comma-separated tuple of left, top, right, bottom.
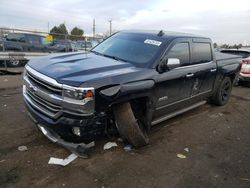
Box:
(120, 30, 210, 41)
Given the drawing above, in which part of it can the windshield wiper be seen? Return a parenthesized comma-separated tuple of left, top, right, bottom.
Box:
(91, 50, 128, 62)
(102, 54, 128, 62)
(90, 50, 103, 56)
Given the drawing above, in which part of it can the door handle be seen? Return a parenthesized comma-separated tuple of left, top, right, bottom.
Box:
(210, 68, 217, 72)
(186, 73, 194, 78)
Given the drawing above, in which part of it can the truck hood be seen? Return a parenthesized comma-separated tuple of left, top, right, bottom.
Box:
(28, 52, 150, 87)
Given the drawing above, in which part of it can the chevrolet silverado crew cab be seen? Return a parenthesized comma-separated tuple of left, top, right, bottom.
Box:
(23, 30, 241, 155)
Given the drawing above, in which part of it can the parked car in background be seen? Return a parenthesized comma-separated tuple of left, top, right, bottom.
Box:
(75, 40, 92, 51)
(76, 40, 100, 51)
(0, 37, 3, 51)
(23, 30, 241, 155)
(221, 49, 250, 83)
(2, 33, 66, 67)
(4, 33, 64, 53)
(51, 39, 77, 52)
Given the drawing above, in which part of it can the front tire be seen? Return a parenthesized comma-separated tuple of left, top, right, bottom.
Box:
(210, 77, 232, 106)
(113, 102, 149, 147)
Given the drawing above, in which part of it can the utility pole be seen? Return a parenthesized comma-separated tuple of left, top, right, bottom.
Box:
(93, 19, 96, 38)
(108, 19, 112, 36)
(47, 22, 50, 33)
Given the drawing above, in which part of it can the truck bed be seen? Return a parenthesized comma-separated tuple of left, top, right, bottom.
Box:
(215, 51, 241, 61)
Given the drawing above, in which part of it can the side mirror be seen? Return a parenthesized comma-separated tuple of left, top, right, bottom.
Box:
(166, 58, 180, 70)
(157, 58, 181, 73)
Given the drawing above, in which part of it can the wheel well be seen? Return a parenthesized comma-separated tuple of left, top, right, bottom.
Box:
(227, 74, 237, 84)
(130, 97, 151, 131)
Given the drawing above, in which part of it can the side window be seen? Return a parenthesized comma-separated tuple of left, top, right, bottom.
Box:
(27, 35, 41, 45)
(166, 42, 190, 65)
(192, 43, 212, 64)
(6, 34, 25, 42)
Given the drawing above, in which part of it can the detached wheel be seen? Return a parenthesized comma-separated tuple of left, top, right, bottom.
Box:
(210, 77, 232, 106)
(113, 102, 149, 147)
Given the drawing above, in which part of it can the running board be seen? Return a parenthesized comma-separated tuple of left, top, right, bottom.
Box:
(151, 100, 206, 126)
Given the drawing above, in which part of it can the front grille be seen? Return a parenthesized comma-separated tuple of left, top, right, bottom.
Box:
(23, 66, 63, 119)
(26, 70, 62, 94)
(23, 66, 95, 119)
(26, 89, 62, 112)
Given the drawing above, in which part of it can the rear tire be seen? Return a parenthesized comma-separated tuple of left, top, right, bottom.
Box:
(210, 77, 232, 106)
(113, 102, 149, 147)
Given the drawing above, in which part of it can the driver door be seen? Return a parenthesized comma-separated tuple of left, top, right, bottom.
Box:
(153, 39, 196, 121)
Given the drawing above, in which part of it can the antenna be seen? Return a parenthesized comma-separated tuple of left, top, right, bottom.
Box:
(157, 30, 164, 37)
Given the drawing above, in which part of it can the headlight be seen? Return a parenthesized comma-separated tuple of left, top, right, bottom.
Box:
(62, 86, 95, 103)
(23, 66, 27, 78)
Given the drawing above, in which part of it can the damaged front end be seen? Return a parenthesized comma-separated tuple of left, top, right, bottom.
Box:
(36, 122, 95, 157)
(23, 65, 107, 156)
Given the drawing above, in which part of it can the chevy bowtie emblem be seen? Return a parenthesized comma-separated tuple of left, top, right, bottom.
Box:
(29, 84, 38, 93)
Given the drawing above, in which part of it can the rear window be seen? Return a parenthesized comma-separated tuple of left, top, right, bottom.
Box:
(192, 43, 212, 64)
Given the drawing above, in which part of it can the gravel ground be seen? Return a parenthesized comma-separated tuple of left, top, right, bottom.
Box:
(0, 74, 250, 188)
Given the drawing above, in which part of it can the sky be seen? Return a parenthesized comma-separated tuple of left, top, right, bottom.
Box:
(1, 0, 250, 45)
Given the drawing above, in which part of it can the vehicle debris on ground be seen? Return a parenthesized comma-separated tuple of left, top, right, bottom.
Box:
(18, 145, 28, 152)
(48, 153, 78, 166)
(103, 142, 118, 150)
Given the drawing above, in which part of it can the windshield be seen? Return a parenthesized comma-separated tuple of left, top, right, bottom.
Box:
(91, 32, 164, 67)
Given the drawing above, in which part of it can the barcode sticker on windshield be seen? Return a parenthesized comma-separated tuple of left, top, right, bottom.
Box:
(144, 39, 162, 46)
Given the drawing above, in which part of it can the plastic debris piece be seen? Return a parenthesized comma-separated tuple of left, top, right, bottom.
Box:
(184, 147, 189, 152)
(103, 142, 118, 150)
(177, 153, 186, 159)
(240, 178, 250, 181)
(48, 153, 78, 166)
(123, 145, 132, 152)
(117, 138, 123, 142)
(209, 113, 223, 118)
(18, 145, 28, 151)
(2, 94, 11, 97)
(214, 174, 219, 178)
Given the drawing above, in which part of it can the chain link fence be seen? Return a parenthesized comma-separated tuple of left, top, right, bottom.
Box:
(0, 27, 103, 74)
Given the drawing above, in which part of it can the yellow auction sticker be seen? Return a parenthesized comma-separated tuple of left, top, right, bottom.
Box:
(45, 35, 53, 41)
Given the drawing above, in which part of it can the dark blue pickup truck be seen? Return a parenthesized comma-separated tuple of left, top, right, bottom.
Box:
(23, 30, 241, 155)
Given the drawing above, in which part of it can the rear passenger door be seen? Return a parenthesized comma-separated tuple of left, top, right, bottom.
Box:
(190, 39, 217, 98)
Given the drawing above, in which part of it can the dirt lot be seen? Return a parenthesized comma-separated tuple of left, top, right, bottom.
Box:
(0, 73, 250, 188)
